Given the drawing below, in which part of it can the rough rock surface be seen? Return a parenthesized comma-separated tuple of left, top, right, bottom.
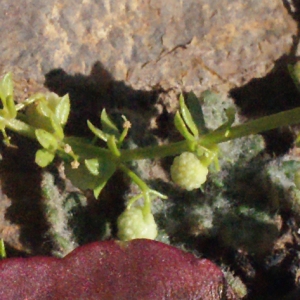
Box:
(0, 0, 296, 96)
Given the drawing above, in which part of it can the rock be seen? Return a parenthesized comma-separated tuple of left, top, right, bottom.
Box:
(0, 0, 296, 95)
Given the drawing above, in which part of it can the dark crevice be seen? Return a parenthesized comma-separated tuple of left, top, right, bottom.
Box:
(230, 56, 300, 156)
(230, 0, 300, 156)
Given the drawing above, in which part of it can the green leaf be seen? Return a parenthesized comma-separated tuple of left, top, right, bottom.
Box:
(35, 149, 55, 167)
(0, 73, 16, 119)
(65, 157, 116, 198)
(65, 162, 102, 191)
(0, 73, 13, 103)
(93, 165, 116, 198)
(6, 95, 17, 119)
(174, 111, 195, 141)
(93, 180, 108, 198)
(87, 120, 108, 141)
(107, 135, 121, 157)
(296, 134, 300, 147)
(35, 129, 58, 151)
(0, 239, 6, 259)
(85, 158, 101, 176)
(84, 158, 116, 178)
(0, 117, 6, 131)
(179, 94, 199, 137)
(36, 99, 52, 117)
(54, 94, 70, 125)
(101, 109, 120, 138)
(215, 107, 236, 134)
(84, 157, 116, 197)
(186, 92, 208, 134)
(288, 63, 300, 92)
(49, 116, 64, 140)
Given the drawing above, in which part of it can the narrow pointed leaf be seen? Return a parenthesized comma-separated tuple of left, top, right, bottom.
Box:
(174, 111, 195, 141)
(187, 92, 208, 134)
(0, 239, 6, 259)
(54, 94, 70, 125)
(179, 94, 198, 137)
(84, 157, 116, 198)
(93, 180, 108, 198)
(101, 109, 120, 138)
(87, 120, 108, 141)
(6, 95, 17, 119)
(288, 63, 300, 92)
(0, 73, 13, 103)
(93, 166, 116, 198)
(50, 116, 64, 140)
(107, 135, 121, 157)
(0, 117, 6, 131)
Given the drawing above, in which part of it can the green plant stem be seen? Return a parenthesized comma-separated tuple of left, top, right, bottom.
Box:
(120, 140, 189, 161)
(66, 107, 300, 162)
(199, 107, 300, 146)
(119, 163, 149, 191)
(119, 164, 151, 215)
(6, 106, 300, 163)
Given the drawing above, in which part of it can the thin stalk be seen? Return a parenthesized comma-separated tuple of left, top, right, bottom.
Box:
(64, 107, 300, 162)
(8, 106, 300, 164)
(199, 106, 300, 146)
(119, 164, 152, 215)
(120, 140, 188, 161)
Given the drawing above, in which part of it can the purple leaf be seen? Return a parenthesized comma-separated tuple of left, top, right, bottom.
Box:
(0, 239, 237, 299)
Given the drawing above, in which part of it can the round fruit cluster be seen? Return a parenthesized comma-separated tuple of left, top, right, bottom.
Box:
(117, 206, 157, 241)
(171, 152, 208, 191)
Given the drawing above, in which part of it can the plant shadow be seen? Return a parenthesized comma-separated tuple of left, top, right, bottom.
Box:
(1, 61, 169, 255)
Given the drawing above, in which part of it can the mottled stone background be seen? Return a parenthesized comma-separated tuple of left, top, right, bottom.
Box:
(0, 0, 296, 97)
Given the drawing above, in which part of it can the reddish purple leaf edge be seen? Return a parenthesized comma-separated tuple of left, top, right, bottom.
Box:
(0, 239, 237, 299)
